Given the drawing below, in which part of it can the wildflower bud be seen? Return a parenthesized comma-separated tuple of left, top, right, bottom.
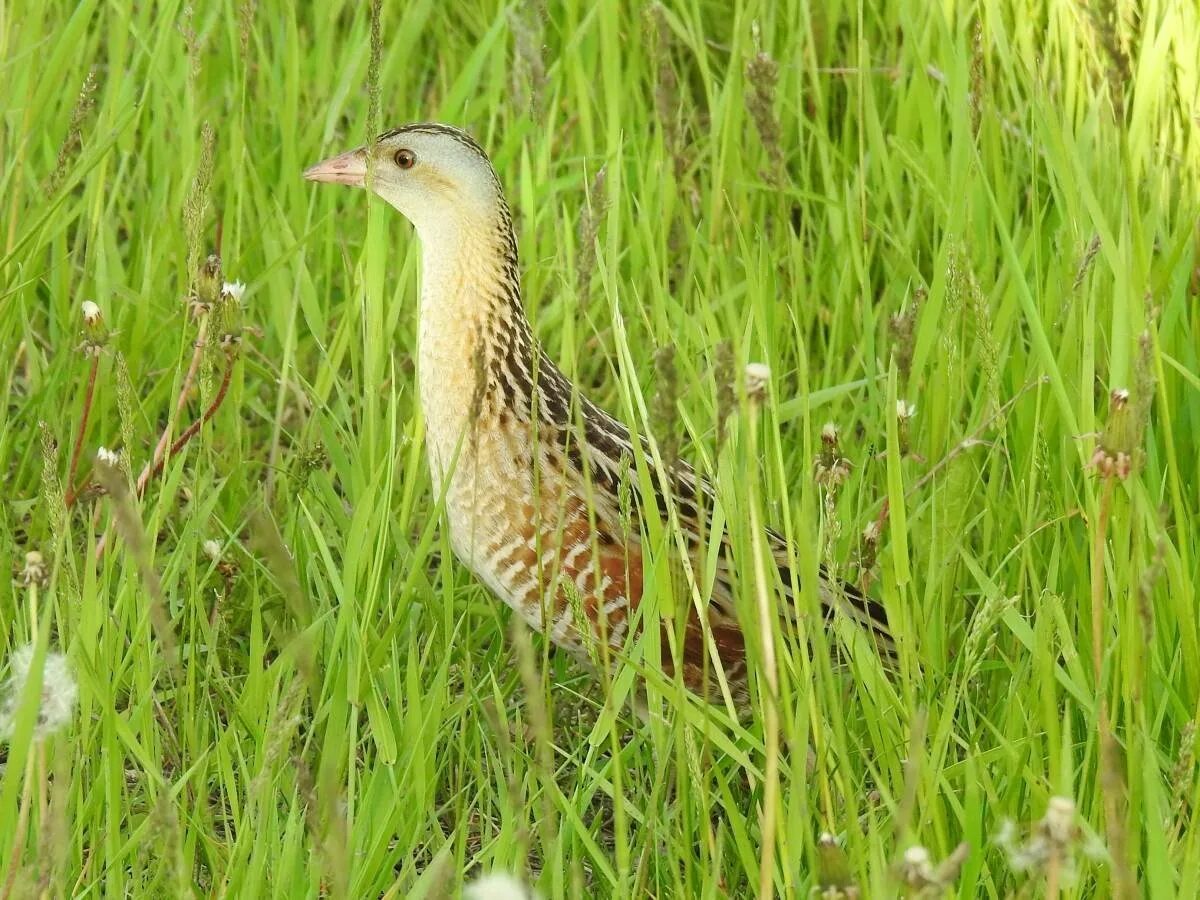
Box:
(20, 551, 48, 587)
(220, 280, 246, 304)
(815, 832, 855, 893)
(1099, 385, 1136, 468)
(895, 399, 916, 455)
(194, 253, 223, 312)
(1114, 451, 1132, 480)
(744, 363, 771, 402)
(862, 520, 881, 544)
(78, 300, 109, 356)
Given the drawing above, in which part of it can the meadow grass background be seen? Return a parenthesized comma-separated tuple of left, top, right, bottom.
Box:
(2, 0, 1199, 896)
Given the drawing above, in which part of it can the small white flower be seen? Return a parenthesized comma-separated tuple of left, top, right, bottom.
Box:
(744, 362, 771, 399)
(0, 645, 78, 741)
(820, 421, 839, 444)
(221, 281, 246, 304)
(896, 399, 917, 421)
(81, 300, 102, 325)
(96, 446, 120, 467)
(202, 539, 222, 561)
(464, 873, 539, 900)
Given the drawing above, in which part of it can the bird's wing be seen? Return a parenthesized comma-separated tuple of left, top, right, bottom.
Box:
(565, 400, 893, 656)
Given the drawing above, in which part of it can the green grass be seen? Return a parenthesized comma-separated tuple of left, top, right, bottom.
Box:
(2, 0, 1198, 896)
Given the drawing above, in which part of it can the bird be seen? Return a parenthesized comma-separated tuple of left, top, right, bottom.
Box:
(304, 123, 892, 712)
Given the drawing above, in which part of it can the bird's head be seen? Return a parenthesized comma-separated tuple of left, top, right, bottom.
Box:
(304, 124, 503, 235)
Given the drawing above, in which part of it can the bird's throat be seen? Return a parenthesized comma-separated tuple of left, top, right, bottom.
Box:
(415, 213, 534, 484)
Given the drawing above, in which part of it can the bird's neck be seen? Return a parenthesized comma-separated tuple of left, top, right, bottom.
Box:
(415, 205, 537, 480)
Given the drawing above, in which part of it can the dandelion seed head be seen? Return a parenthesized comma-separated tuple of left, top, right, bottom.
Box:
(903, 845, 930, 866)
(464, 873, 539, 900)
(1042, 795, 1077, 844)
(0, 645, 78, 741)
(898, 844, 935, 885)
(994, 819, 1017, 847)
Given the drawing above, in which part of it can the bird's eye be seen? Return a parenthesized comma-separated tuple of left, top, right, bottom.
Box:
(394, 149, 416, 170)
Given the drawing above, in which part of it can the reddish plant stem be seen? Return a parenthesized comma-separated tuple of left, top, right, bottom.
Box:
(148, 356, 234, 485)
(64, 355, 100, 508)
(94, 353, 235, 561)
(136, 316, 211, 497)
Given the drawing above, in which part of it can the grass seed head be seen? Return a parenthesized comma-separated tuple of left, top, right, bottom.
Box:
(508, 4, 546, 117)
(45, 66, 98, 195)
(969, 19, 985, 135)
(745, 21, 784, 183)
(888, 287, 923, 382)
(39, 423, 66, 547)
(651, 346, 681, 467)
(183, 123, 216, 276)
(713, 341, 736, 447)
(1072, 235, 1102, 291)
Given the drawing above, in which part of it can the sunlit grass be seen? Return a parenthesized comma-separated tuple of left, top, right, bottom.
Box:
(1, 0, 1198, 896)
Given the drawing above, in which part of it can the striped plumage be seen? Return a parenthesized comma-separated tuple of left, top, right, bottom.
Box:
(305, 123, 892, 711)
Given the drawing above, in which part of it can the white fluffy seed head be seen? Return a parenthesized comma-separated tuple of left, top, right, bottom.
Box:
(81, 300, 102, 325)
(904, 845, 931, 866)
(1042, 795, 1077, 844)
(0, 645, 78, 741)
(463, 873, 539, 900)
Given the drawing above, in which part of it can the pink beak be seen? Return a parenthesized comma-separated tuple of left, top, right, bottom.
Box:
(303, 147, 369, 186)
